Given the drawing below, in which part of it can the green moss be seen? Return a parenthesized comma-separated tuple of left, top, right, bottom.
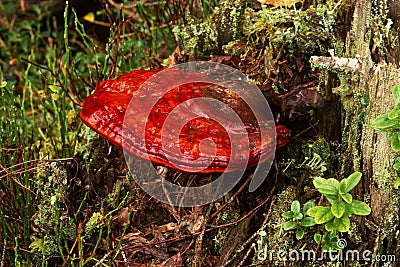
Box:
(173, 18, 218, 55)
(252, 186, 296, 265)
(31, 162, 76, 255)
(223, 5, 340, 82)
(173, 0, 246, 57)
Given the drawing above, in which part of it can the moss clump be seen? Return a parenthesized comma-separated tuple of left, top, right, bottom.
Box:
(172, 0, 247, 56)
(173, 18, 219, 56)
(31, 162, 76, 256)
(223, 5, 342, 85)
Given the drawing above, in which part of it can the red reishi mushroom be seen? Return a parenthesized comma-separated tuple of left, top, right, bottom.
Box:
(80, 68, 290, 173)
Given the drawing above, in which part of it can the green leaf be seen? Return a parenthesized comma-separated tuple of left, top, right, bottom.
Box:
(387, 132, 397, 140)
(306, 206, 318, 217)
(291, 200, 301, 213)
(324, 193, 340, 204)
(393, 84, 400, 105)
(333, 217, 350, 232)
(343, 203, 354, 217)
(282, 211, 294, 218)
(314, 178, 339, 195)
(283, 221, 298, 231)
(300, 217, 316, 227)
(293, 212, 303, 220)
(296, 230, 305, 240)
(345, 172, 362, 193)
(393, 157, 400, 171)
(394, 178, 400, 190)
(341, 193, 352, 203)
(313, 177, 329, 188)
(322, 232, 337, 245)
(339, 179, 347, 194)
(371, 114, 400, 130)
(350, 200, 371, 215)
(329, 199, 339, 206)
(303, 201, 314, 213)
(391, 134, 400, 152)
(388, 108, 400, 120)
(320, 231, 338, 247)
(326, 178, 340, 187)
(308, 206, 334, 224)
(318, 186, 339, 196)
(329, 229, 337, 237)
(331, 201, 346, 218)
(324, 220, 335, 231)
(322, 245, 331, 251)
(314, 233, 322, 243)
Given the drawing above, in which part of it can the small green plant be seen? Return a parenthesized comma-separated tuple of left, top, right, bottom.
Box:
(371, 84, 400, 187)
(282, 200, 316, 239)
(314, 229, 345, 251)
(307, 172, 371, 233)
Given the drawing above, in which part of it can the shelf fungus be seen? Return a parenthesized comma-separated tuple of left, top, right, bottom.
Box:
(80, 68, 290, 173)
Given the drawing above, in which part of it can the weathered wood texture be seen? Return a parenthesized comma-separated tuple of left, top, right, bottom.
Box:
(340, 0, 400, 264)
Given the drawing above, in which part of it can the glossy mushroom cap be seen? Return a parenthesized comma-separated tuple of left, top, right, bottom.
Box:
(80, 69, 290, 173)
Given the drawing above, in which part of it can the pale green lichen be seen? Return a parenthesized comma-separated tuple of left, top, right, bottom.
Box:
(280, 136, 336, 182)
(372, 160, 395, 189)
(371, 0, 398, 53)
(172, 0, 246, 57)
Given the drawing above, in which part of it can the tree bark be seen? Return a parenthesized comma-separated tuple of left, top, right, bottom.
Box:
(338, 0, 400, 264)
(174, 0, 400, 265)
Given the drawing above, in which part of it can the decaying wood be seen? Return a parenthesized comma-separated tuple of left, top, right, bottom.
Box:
(337, 0, 400, 264)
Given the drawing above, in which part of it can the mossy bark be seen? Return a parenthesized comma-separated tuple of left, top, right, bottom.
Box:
(231, 0, 400, 264)
(338, 0, 400, 263)
(173, 0, 400, 265)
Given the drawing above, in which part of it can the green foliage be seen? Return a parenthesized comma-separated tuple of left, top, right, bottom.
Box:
(314, 229, 344, 251)
(1, 0, 222, 265)
(0, 0, 179, 265)
(282, 200, 316, 239)
(371, 85, 400, 148)
(281, 173, 370, 252)
(307, 172, 371, 233)
(371, 84, 400, 184)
